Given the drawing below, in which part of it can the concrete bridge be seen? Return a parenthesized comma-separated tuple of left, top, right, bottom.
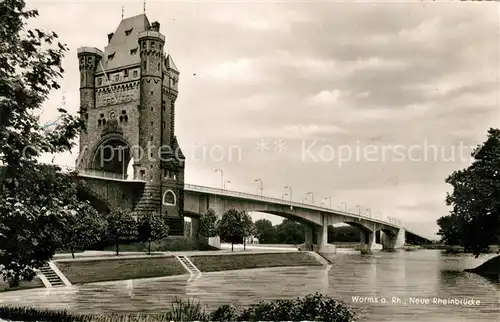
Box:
(70, 168, 428, 254)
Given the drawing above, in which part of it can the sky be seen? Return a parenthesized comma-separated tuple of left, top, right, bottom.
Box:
(28, 0, 499, 239)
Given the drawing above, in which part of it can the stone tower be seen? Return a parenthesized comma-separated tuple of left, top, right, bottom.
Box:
(76, 14, 185, 234)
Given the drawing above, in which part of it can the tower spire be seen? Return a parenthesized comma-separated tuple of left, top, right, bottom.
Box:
(143, 0, 146, 14)
(121, 5, 124, 19)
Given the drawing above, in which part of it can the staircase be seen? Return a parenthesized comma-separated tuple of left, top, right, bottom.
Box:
(38, 264, 65, 287)
(176, 255, 201, 276)
(133, 184, 162, 214)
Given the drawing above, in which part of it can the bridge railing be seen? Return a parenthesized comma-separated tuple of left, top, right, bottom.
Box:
(184, 184, 399, 228)
(51, 164, 402, 228)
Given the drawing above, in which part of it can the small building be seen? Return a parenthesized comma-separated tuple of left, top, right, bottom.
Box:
(244, 235, 259, 244)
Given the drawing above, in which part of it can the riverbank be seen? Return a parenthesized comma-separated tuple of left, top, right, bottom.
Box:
(1, 251, 324, 292)
(464, 254, 500, 280)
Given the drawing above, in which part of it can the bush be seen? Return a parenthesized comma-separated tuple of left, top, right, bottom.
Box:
(217, 293, 356, 322)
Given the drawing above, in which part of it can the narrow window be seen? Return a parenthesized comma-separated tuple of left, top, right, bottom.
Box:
(162, 121, 165, 129)
(143, 61, 147, 70)
(97, 78, 102, 86)
(157, 62, 160, 71)
(133, 70, 138, 78)
(114, 74, 119, 82)
(151, 42, 155, 48)
(151, 121, 153, 127)
(124, 69, 128, 77)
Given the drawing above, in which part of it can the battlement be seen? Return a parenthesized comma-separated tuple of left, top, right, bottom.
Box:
(77, 47, 104, 57)
(138, 31, 165, 42)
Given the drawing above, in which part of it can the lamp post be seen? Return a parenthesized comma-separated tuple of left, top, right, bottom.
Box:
(284, 185, 292, 202)
(214, 168, 223, 190)
(366, 208, 371, 217)
(356, 204, 361, 216)
(323, 197, 332, 209)
(306, 192, 314, 204)
(254, 178, 263, 196)
(224, 180, 231, 190)
(341, 201, 347, 212)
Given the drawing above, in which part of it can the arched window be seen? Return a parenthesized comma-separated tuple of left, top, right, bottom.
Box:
(162, 190, 176, 206)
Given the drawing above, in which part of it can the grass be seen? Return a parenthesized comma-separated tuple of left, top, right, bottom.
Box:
(100, 237, 219, 253)
(189, 252, 322, 272)
(55, 256, 187, 284)
(0, 277, 44, 293)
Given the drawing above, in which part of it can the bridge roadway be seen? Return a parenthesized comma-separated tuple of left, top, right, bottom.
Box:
(60, 166, 426, 253)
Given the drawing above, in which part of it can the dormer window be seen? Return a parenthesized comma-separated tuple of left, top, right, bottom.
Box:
(108, 53, 115, 60)
(125, 28, 133, 36)
(130, 47, 137, 55)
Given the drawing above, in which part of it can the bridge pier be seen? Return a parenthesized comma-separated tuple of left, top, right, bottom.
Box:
(304, 225, 313, 251)
(381, 228, 405, 250)
(314, 224, 336, 254)
(360, 230, 376, 253)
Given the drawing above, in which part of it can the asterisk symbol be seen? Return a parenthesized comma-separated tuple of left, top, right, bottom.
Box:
(256, 139, 269, 153)
(273, 139, 287, 153)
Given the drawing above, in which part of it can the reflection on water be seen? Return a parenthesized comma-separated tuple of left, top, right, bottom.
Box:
(0, 250, 498, 321)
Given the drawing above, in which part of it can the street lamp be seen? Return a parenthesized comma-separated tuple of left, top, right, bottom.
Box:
(366, 208, 371, 217)
(254, 178, 263, 196)
(224, 180, 231, 190)
(356, 204, 361, 216)
(323, 197, 332, 209)
(306, 192, 314, 204)
(214, 168, 223, 190)
(281, 193, 287, 201)
(284, 185, 292, 202)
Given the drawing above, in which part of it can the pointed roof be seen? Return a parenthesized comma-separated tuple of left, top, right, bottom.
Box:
(96, 14, 150, 73)
(165, 54, 179, 73)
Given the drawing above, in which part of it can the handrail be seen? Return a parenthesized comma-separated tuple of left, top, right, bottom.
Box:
(50, 164, 402, 228)
(183, 184, 400, 228)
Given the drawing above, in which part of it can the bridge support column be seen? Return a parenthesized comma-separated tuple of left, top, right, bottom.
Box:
(304, 225, 313, 251)
(314, 224, 336, 254)
(360, 230, 375, 254)
(191, 217, 200, 238)
(381, 228, 406, 250)
(207, 195, 224, 249)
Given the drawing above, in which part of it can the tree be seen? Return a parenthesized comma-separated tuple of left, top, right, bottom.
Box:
(241, 211, 254, 250)
(254, 219, 277, 244)
(60, 201, 107, 259)
(438, 128, 500, 257)
(0, 1, 84, 286)
(436, 215, 461, 246)
(105, 211, 138, 256)
(218, 208, 246, 252)
(137, 211, 169, 255)
(198, 208, 218, 239)
(276, 219, 305, 245)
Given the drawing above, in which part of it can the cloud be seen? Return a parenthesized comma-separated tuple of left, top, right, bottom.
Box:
(28, 0, 499, 239)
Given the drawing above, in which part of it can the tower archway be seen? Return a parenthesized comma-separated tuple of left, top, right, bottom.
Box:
(91, 135, 132, 178)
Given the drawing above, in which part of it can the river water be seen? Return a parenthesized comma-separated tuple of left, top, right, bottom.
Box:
(0, 249, 498, 321)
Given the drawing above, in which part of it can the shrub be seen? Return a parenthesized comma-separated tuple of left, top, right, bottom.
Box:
(208, 304, 238, 321)
(0, 293, 356, 321)
(165, 298, 206, 321)
(238, 293, 355, 322)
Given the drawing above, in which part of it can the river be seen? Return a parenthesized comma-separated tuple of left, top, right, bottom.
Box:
(0, 249, 498, 321)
